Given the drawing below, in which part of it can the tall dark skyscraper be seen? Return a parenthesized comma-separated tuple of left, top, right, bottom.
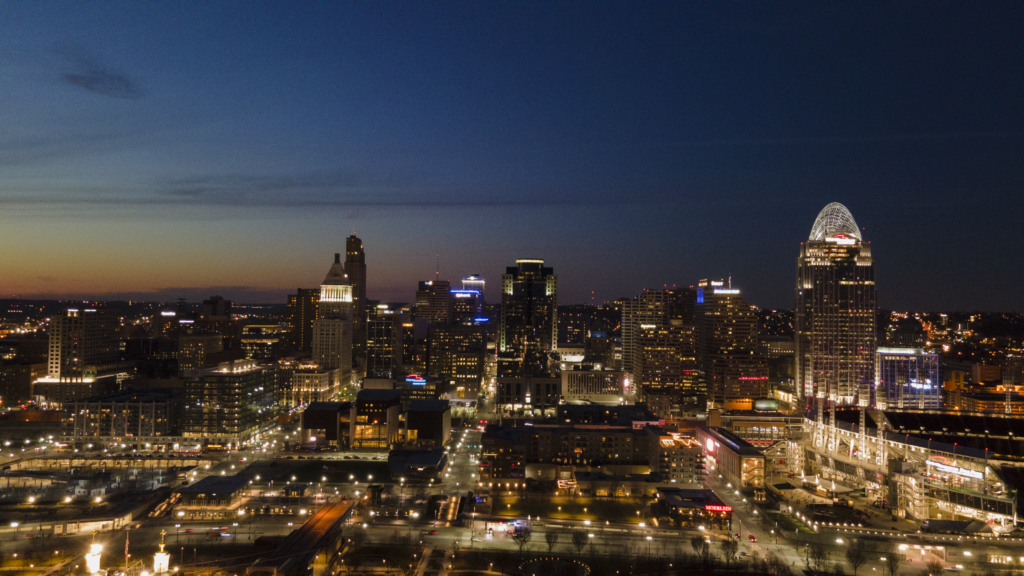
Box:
(451, 289, 483, 322)
(416, 280, 452, 324)
(346, 234, 367, 369)
(621, 288, 696, 383)
(286, 288, 320, 354)
(366, 303, 404, 379)
(696, 279, 766, 406)
(498, 259, 557, 376)
(795, 203, 876, 446)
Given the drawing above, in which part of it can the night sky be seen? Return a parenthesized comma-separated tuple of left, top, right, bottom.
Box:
(2, 2, 1022, 310)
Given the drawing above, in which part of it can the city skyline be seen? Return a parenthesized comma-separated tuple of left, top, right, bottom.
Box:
(2, 3, 1023, 310)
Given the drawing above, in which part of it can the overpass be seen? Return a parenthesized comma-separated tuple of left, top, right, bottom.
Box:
(247, 500, 356, 576)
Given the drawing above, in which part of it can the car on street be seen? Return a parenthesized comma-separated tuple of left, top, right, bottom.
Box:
(748, 535, 757, 542)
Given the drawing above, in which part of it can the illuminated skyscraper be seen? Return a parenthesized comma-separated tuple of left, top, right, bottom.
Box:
(795, 203, 876, 407)
(451, 289, 483, 321)
(498, 259, 557, 376)
(795, 203, 876, 449)
(462, 275, 485, 303)
(621, 288, 695, 383)
(637, 320, 700, 395)
(696, 280, 766, 406)
(427, 323, 486, 396)
(47, 308, 120, 381)
(346, 234, 367, 368)
(312, 253, 353, 387)
(35, 308, 127, 406)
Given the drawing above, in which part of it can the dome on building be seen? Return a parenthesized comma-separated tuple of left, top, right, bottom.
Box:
(809, 202, 862, 241)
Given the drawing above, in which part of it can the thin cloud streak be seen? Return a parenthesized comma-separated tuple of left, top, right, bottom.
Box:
(0, 171, 642, 209)
(59, 45, 144, 100)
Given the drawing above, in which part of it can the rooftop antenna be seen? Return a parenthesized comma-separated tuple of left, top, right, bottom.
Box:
(435, 254, 440, 281)
(728, 276, 732, 289)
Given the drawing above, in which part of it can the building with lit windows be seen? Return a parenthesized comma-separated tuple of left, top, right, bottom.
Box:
(462, 275, 485, 301)
(648, 430, 703, 485)
(621, 289, 696, 383)
(312, 254, 353, 387)
(416, 280, 452, 324)
(404, 399, 451, 449)
(178, 334, 223, 377)
(288, 365, 336, 407)
(656, 487, 732, 528)
(696, 426, 765, 488)
(696, 280, 766, 406)
(300, 401, 352, 449)
(61, 388, 182, 445)
(351, 388, 402, 450)
(495, 375, 561, 408)
(285, 288, 319, 354)
(240, 324, 287, 360)
(558, 304, 597, 346)
(182, 359, 279, 448)
(876, 347, 941, 409)
(637, 319, 700, 397)
(366, 307, 404, 379)
(427, 323, 485, 397)
(451, 290, 483, 322)
(498, 259, 557, 377)
(36, 308, 129, 406)
(561, 368, 627, 404)
(795, 203, 876, 413)
(346, 234, 367, 369)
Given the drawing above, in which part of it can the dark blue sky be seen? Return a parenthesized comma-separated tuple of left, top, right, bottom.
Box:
(2, 2, 1022, 310)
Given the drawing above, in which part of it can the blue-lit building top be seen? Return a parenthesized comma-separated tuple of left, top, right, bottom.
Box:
(876, 347, 941, 410)
(451, 289, 483, 321)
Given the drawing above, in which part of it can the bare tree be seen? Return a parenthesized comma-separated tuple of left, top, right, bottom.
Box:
(766, 552, 794, 576)
(545, 530, 560, 553)
(721, 538, 739, 568)
(690, 535, 705, 556)
(809, 543, 831, 573)
(845, 540, 869, 576)
(512, 527, 533, 556)
(571, 530, 589, 556)
(925, 560, 945, 576)
(882, 544, 904, 576)
(690, 535, 712, 567)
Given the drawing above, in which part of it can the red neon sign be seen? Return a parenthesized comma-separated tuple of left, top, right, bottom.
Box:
(705, 505, 732, 512)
